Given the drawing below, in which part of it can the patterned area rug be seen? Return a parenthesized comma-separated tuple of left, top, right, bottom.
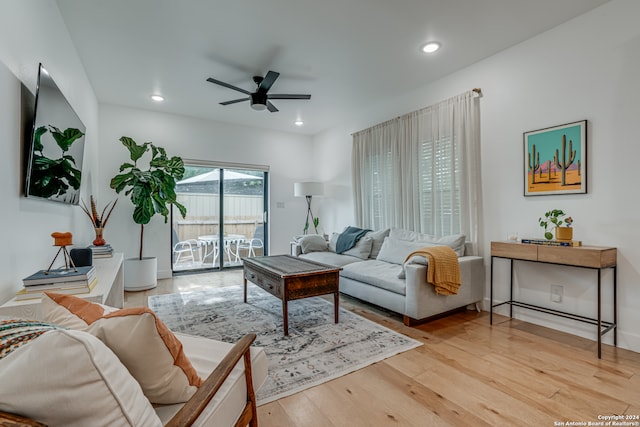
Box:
(148, 285, 422, 405)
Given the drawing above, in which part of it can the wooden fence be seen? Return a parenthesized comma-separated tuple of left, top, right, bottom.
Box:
(173, 193, 263, 242)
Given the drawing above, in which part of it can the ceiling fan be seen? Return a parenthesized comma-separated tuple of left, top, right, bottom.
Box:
(206, 70, 311, 112)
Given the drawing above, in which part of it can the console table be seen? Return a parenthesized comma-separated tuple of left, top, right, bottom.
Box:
(490, 241, 616, 358)
(0, 253, 124, 320)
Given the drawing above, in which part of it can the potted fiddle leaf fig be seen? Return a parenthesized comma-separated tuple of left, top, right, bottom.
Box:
(110, 136, 186, 290)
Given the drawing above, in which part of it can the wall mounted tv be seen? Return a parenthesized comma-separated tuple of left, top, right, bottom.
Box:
(25, 63, 86, 205)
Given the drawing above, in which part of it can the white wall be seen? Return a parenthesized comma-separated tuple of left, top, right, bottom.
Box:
(0, 0, 315, 299)
(98, 105, 313, 278)
(0, 1, 99, 304)
(313, 0, 640, 352)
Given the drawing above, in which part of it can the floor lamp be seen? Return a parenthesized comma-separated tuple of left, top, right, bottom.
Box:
(294, 182, 324, 234)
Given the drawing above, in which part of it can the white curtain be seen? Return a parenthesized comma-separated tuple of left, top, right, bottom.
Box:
(352, 90, 481, 254)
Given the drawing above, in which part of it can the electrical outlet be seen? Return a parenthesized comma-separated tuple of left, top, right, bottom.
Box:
(550, 284, 563, 303)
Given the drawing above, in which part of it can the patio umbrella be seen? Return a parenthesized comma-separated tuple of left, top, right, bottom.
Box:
(176, 169, 261, 184)
(176, 169, 263, 194)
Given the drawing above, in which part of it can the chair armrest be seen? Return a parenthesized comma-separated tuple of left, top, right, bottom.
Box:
(165, 333, 258, 427)
(0, 410, 47, 426)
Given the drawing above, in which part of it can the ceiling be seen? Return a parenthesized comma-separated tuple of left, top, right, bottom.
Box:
(56, 0, 609, 136)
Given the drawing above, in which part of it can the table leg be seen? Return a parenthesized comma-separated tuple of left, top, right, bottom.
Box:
(243, 273, 247, 303)
(283, 299, 289, 336)
(597, 269, 602, 359)
(490, 256, 494, 324)
(334, 291, 339, 323)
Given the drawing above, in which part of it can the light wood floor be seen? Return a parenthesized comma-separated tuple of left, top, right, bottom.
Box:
(126, 269, 640, 427)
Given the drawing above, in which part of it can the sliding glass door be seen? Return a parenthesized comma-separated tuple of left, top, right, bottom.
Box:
(171, 163, 268, 273)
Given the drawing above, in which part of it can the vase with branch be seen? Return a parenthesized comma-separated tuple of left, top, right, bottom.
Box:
(80, 196, 117, 246)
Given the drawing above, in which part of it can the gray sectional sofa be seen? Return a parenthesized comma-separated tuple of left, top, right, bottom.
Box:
(293, 228, 485, 325)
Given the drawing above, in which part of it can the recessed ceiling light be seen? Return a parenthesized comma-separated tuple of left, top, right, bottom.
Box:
(420, 42, 441, 54)
(150, 94, 165, 102)
(294, 120, 304, 126)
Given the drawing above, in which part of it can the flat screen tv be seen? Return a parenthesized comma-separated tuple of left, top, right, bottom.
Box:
(25, 63, 86, 205)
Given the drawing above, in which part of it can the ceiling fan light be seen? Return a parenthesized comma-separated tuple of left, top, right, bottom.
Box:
(250, 92, 267, 110)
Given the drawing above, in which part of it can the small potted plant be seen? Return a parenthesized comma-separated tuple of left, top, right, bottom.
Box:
(539, 209, 573, 241)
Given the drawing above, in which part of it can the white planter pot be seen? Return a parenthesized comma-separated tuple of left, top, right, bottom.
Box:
(124, 257, 157, 291)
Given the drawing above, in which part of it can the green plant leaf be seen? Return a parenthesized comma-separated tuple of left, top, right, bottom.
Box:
(33, 126, 47, 152)
(112, 136, 188, 258)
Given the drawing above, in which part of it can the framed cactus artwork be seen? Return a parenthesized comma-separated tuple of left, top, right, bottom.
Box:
(523, 120, 587, 196)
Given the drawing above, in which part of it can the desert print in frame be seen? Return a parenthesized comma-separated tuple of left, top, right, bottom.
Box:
(524, 120, 587, 196)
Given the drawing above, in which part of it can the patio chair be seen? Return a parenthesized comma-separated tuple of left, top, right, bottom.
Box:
(172, 229, 202, 265)
(236, 224, 264, 260)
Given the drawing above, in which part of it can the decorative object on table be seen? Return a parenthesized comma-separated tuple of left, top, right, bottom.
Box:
(80, 195, 117, 246)
(293, 181, 323, 234)
(45, 232, 77, 273)
(110, 136, 186, 291)
(524, 120, 587, 196)
(148, 285, 422, 405)
(520, 238, 582, 247)
(88, 244, 114, 259)
(538, 209, 573, 241)
(69, 247, 93, 267)
(18, 265, 97, 300)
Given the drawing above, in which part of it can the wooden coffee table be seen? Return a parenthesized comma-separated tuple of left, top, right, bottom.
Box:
(242, 255, 342, 336)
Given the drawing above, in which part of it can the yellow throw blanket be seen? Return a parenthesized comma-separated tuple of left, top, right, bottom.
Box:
(403, 246, 461, 295)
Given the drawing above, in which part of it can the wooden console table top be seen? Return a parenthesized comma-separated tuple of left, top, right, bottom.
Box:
(490, 241, 616, 268)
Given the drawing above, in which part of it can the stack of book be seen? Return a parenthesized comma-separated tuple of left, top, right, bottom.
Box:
(520, 238, 582, 247)
(16, 266, 98, 301)
(90, 244, 114, 259)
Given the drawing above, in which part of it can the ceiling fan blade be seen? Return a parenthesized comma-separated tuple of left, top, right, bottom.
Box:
(268, 94, 312, 100)
(220, 97, 250, 105)
(259, 71, 280, 92)
(266, 101, 279, 112)
(206, 77, 251, 95)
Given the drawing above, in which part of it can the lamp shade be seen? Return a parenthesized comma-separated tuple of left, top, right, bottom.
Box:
(294, 182, 324, 197)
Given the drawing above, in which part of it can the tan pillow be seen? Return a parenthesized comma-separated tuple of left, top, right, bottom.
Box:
(41, 292, 203, 404)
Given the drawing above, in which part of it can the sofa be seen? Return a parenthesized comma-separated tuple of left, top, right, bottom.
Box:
(0, 293, 268, 427)
(293, 228, 485, 325)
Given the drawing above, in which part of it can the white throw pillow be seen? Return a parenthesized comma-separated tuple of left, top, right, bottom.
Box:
(342, 236, 374, 259)
(41, 293, 203, 404)
(0, 321, 161, 427)
(365, 228, 391, 259)
(376, 237, 435, 265)
(298, 234, 329, 253)
(389, 228, 466, 256)
(328, 232, 339, 252)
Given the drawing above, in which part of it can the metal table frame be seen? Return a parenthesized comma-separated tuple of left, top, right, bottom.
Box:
(490, 245, 617, 359)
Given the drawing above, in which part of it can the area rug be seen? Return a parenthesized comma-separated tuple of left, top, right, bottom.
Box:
(148, 285, 422, 405)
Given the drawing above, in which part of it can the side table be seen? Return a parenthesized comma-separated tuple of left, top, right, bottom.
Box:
(0, 253, 124, 320)
(490, 241, 616, 358)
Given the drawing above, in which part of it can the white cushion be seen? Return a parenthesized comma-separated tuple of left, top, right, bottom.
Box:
(342, 236, 374, 259)
(154, 333, 269, 427)
(41, 293, 203, 404)
(0, 325, 161, 427)
(365, 228, 390, 259)
(376, 237, 433, 265)
(389, 228, 466, 256)
(297, 234, 328, 253)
